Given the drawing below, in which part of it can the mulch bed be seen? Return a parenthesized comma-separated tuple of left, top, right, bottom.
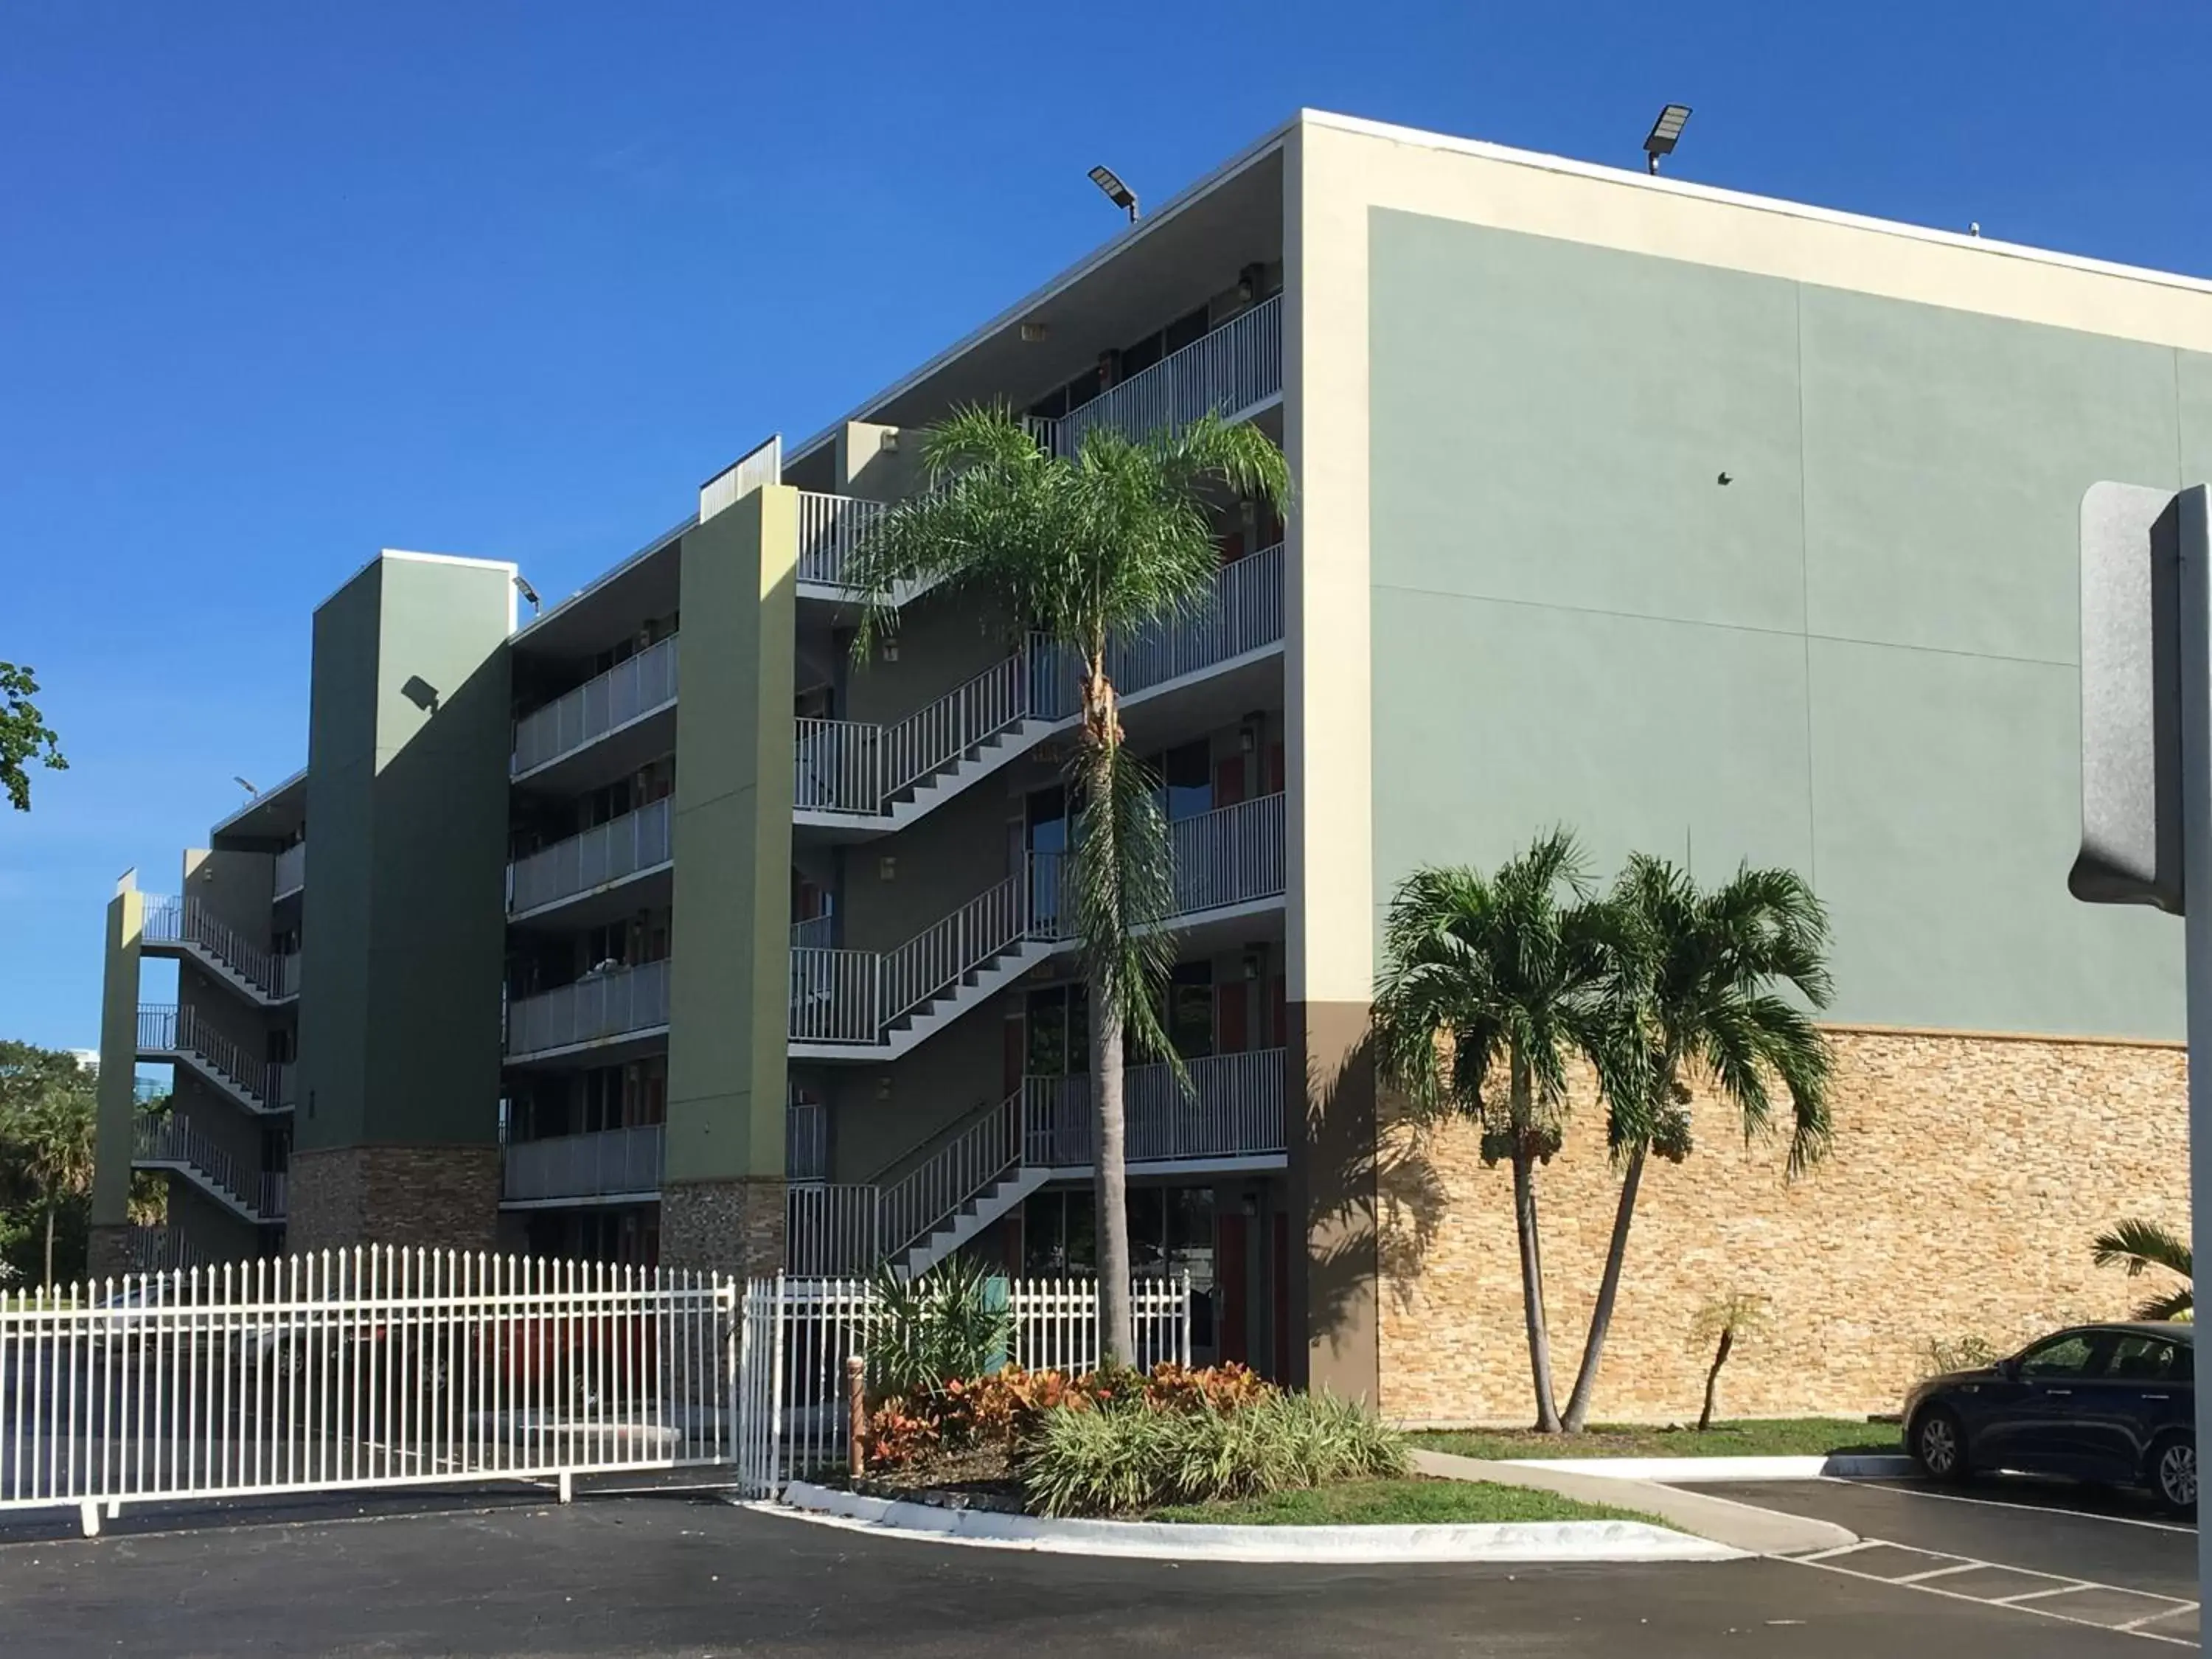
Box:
(838, 1444, 1026, 1514)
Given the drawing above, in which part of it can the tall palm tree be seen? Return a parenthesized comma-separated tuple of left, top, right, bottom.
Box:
(845, 406, 1290, 1363)
(1369, 832, 1625, 1431)
(2093, 1219, 2192, 1320)
(1560, 855, 1834, 1432)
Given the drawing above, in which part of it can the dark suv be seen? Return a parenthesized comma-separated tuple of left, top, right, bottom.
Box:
(1904, 1323, 2194, 1513)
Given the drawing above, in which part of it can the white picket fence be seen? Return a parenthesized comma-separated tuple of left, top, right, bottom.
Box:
(0, 1253, 1189, 1524)
(735, 1273, 1192, 1498)
(0, 1249, 733, 1534)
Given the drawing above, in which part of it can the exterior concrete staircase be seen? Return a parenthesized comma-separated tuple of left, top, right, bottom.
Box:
(136, 1004, 288, 1116)
(141, 896, 299, 1009)
(134, 1115, 285, 1225)
(898, 1166, 1050, 1276)
(788, 870, 1059, 1061)
(787, 1091, 1046, 1277)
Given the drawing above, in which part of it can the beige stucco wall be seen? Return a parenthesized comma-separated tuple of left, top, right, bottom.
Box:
(1377, 1029, 2189, 1425)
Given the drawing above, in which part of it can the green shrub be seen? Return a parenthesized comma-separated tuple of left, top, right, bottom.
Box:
(1020, 1389, 1407, 1517)
(863, 1258, 1011, 1402)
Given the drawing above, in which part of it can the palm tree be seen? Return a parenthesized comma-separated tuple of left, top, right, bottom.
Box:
(1368, 832, 1625, 1431)
(1559, 855, 1834, 1432)
(2093, 1218, 2192, 1320)
(845, 406, 1290, 1363)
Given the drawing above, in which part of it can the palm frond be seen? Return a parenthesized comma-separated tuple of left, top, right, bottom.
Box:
(1602, 854, 1836, 1177)
(2093, 1217, 2192, 1280)
(1073, 735, 1180, 1072)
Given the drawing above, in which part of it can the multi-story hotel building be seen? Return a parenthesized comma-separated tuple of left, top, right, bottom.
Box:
(93, 110, 2212, 1421)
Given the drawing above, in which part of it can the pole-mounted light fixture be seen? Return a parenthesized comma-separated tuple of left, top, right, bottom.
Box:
(514, 574, 541, 615)
(1088, 164, 1139, 222)
(233, 776, 259, 797)
(1644, 104, 1691, 174)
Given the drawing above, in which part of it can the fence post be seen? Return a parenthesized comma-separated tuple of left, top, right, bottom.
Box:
(1181, 1272, 1192, 1366)
(846, 1354, 866, 1481)
(768, 1273, 788, 1495)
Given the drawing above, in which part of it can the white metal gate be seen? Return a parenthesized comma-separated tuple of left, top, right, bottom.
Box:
(0, 1248, 733, 1534)
(0, 1253, 1191, 1526)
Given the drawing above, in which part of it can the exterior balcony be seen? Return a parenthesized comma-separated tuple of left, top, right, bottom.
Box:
(793, 543, 1283, 841)
(499, 1123, 664, 1208)
(788, 790, 1286, 1062)
(1034, 293, 1281, 459)
(509, 633, 678, 796)
(507, 797, 672, 930)
(136, 1004, 289, 1116)
(141, 896, 300, 1009)
(1020, 1046, 1288, 1174)
(504, 959, 670, 1068)
(133, 1114, 287, 1225)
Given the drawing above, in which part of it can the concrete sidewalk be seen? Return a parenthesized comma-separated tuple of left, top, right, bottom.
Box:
(1411, 1449, 1857, 1557)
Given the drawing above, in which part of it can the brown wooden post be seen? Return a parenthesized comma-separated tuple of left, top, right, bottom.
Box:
(846, 1354, 866, 1480)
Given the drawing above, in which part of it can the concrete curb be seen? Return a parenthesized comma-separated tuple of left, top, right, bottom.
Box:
(767, 1480, 1745, 1563)
(1497, 1453, 1916, 1484)
(1411, 1451, 1857, 1557)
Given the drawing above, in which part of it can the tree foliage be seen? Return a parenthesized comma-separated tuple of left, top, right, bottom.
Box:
(2092, 1217, 2193, 1321)
(0, 1040, 98, 1284)
(0, 662, 66, 813)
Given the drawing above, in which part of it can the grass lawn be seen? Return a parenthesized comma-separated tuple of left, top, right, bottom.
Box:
(1412, 1417, 1899, 1462)
(1148, 1477, 1660, 1527)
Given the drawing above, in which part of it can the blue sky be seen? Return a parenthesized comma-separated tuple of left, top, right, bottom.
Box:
(3, 1, 2208, 1051)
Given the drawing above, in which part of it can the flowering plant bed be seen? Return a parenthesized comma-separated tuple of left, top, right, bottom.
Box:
(846, 1361, 1405, 1519)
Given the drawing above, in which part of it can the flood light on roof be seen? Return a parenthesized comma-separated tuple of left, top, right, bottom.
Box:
(1644, 104, 1692, 173)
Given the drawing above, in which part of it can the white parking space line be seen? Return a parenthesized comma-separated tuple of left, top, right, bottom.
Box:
(1796, 1540, 1883, 1562)
(1893, 1560, 2002, 1584)
(1788, 1540, 2200, 1648)
(1830, 1478, 2199, 1536)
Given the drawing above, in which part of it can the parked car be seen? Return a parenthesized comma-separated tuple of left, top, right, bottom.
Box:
(1905, 1322, 2194, 1512)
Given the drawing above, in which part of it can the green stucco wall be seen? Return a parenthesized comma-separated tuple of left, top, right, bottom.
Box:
(297, 554, 513, 1150)
(1368, 209, 2210, 1040)
(664, 487, 796, 1183)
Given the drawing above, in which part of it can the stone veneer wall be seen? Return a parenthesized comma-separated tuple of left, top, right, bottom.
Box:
(86, 1223, 131, 1281)
(287, 1145, 501, 1255)
(660, 1177, 787, 1279)
(1376, 1029, 2188, 1425)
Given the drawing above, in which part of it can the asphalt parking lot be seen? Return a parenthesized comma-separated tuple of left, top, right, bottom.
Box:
(1694, 1477, 2199, 1645)
(0, 1478, 2196, 1658)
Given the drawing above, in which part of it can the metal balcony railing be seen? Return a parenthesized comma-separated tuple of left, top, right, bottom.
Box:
(501, 1123, 664, 1203)
(136, 1004, 280, 1113)
(511, 633, 680, 777)
(273, 841, 306, 900)
(1039, 295, 1281, 458)
(140, 896, 298, 1004)
(1022, 1047, 1287, 1167)
(504, 959, 671, 1058)
(789, 914, 835, 951)
(1029, 792, 1287, 940)
(795, 492, 891, 590)
(508, 797, 673, 916)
